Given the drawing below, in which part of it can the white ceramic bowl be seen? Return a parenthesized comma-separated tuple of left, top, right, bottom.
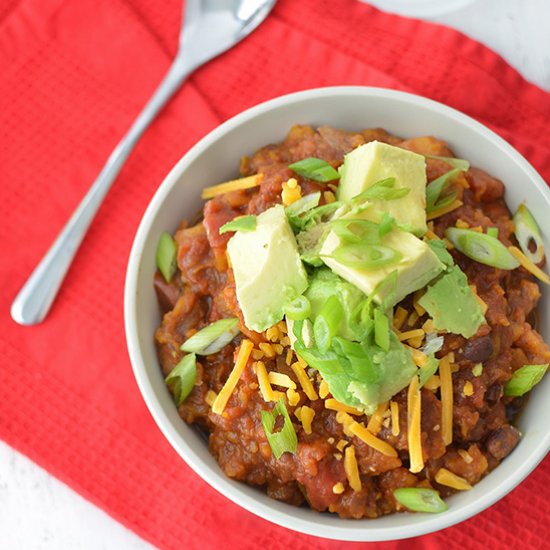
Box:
(124, 87, 550, 541)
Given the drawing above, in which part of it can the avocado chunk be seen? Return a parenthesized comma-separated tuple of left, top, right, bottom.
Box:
(337, 141, 428, 235)
(320, 223, 444, 308)
(418, 265, 485, 338)
(296, 331, 416, 414)
(304, 268, 365, 340)
(346, 331, 417, 413)
(227, 205, 308, 332)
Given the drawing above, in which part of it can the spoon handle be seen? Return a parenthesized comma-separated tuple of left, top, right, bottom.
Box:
(11, 54, 193, 326)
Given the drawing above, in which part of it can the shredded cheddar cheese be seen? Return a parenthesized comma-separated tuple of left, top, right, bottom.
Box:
(286, 388, 300, 406)
(390, 401, 400, 436)
(398, 329, 425, 342)
(212, 340, 254, 415)
(335, 411, 355, 437)
(282, 178, 302, 205)
(344, 445, 362, 492)
(424, 375, 441, 391)
(366, 402, 389, 435)
(439, 355, 454, 446)
(336, 439, 348, 452)
(421, 318, 435, 334)
(408, 335, 424, 349)
(463, 380, 474, 397)
(325, 398, 363, 416)
(458, 449, 474, 464)
(255, 361, 274, 402)
(300, 406, 315, 434)
(201, 174, 262, 199)
(251, 349, 264, 361)
(258, 343, 276, 358)
(409, 347, 428, 367)
(435, 468, 472, 490)
(456, 219, 470, 229)
(332, 482, 345, 494)
(285, 349, 294, 366)
(290, 362, 318, 401)
(295, 353, 308, 369)
(319, 379, 330, 399)
(406, 311, 419, 327)
(205, 390, 218, 407)
(349, 422, 398, 457)
(393, 306, 408, 330)
(324, 190, 337, 203)
(426, 199, 463, 220)
(265, 326, 280, 342)
(407, 375, 424, 473)
(508, 246, 550, 284)
(268, 371, 296, 390)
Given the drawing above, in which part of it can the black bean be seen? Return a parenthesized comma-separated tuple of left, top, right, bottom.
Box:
(463, 336, 493, 363)
(486, 425, 521, 460)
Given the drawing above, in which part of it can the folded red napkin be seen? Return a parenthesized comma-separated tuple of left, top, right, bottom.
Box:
(1, 0, 549, 548)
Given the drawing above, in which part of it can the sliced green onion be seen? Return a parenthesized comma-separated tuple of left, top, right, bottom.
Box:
(445, 227, 520, 270)
(504, 364, 548, 397)
(426, 168, 460, 214)
(374, 308, 390, 351)
(351, 177, 410, 203)
(418, 355, 439, 388)
(331, 218, 381, 244)
(181, 318, 239, 355)
(330, 243, 402, 270)
(301, 201, 344, 227)
(421, 334, 444, 356)
(260, 398, 298, 459)
(513, 203, 545, 264)
(349, 298, 374, 341)
(486, 227, 499, 239)
(289, 157, 340, 182)
(394, 487, 448, 513)
(165, 353, 197, 406)
(156, 231, 177, 283)
(379, 212, 396, 238)
(285, 191, 321, 218)
(284, 295, 311, 321)
(219, 215, 256, 235)
(423, 153, 470, 172)
(313, 295, 343, 353)
(292, 319, 305, 346)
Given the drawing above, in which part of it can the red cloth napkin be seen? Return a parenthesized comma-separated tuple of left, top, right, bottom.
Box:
(1, 0, 549, 548)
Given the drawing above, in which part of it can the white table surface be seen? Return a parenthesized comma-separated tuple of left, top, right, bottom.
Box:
(2, 1, 549, 549)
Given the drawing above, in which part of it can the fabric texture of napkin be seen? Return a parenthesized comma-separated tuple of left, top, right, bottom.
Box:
(1, 0, 549, 548)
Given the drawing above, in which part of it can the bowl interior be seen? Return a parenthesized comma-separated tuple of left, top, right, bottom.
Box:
(125, 87, 550, 541)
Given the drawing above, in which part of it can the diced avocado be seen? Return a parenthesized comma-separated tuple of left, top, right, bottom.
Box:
(296, 222, 330, 267)
(418, 265, 485, 338)
(337, 141, 428, 235)
(296, 331, 416, 414)
(227, 205, 308, 332)
(320, 224, 444, 308)
(347, 332, 417, 413)
(304, 268, 365, 340)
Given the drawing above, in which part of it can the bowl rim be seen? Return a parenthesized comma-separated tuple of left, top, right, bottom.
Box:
(124, 86, 550, 541)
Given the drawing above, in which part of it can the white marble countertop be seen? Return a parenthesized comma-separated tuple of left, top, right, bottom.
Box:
(2, 1, 549, 548)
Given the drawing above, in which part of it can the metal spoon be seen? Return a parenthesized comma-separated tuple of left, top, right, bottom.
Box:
(11, 0, 275, 326)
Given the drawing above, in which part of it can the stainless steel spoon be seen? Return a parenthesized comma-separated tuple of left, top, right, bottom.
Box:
(11, 0, 275, 326)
